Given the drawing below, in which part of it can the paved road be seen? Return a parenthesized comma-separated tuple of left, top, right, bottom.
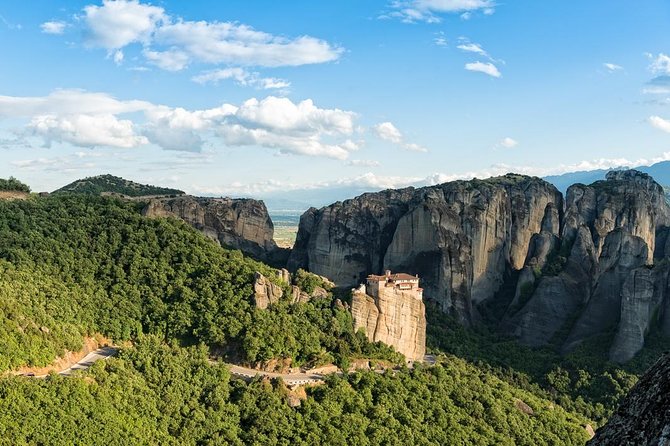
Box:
(24, 346, 435, 386)
(226, 364, 330, 386)
(26, 346, 119, 378)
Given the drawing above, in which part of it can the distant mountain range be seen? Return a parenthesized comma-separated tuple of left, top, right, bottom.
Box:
(544, 161, 670, 194)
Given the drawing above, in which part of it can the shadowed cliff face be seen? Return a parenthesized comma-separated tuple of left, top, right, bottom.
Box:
(143, 196, 288, 265)
(288, 174, 563, 325)
(504, 170, 670, 362)
(588, 353, 670, 445)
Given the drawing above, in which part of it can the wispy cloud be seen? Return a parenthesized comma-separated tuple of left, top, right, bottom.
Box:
(384, 0, 496, 23)
(192, 68, 290, 90)
(346, 159, 381, 168)
(40, 21, 68, 35)
(465, 61, 501, 78)
(603, 62, 623, 73)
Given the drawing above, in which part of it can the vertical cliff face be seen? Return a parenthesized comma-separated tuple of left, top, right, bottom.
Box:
(143, 196, 287, 264)
(588, 353, 670, 445)
(505, 170, 670, 361)
(289, 175, 562, 324)
(351, 284, 426, 362)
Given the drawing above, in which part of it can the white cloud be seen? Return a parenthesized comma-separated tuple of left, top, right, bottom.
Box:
(373, 121, 403, 144)
(457, 42, 487, 57)
(650, 116, 670, 133)
(40, 21, 67, 35)
(28, 114, 148, 148)
(80, 0, 342, 70)
(142, 48, 190, 71)
(0, 90, 362, 158)
(0, 89, 152, 117)
(649, 53, 670, 75)
(465, 61, 501, 77)
(603, 62, 623, 72)
(373, 121, 428, 152)
(346, 159, 381, 167)
(191, 68, 290, 90)
(387, 0, 496, 23)
(496, 137, 518, 149)
(113, 50, 124, 65)
(433, 32, 448, 47)
(83, 0, 166, 49)
(152, 21, 343, 68)
(215, 97, 359, 159)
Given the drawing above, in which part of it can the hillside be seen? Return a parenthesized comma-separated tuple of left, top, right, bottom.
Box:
(0, 187, 596, 444)
(53, 174, 184, 197)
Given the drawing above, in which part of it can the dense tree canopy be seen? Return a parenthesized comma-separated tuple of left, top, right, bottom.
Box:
(0, 194, 395, 371)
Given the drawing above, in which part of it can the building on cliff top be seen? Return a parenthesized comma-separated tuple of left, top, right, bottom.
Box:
(364, 270, 423, 299)
(351, 270, 426, 362)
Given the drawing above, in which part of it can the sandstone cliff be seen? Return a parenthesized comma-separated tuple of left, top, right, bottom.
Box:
(289, 174, 562, 324)
(143, 195, 288, 265)
(351, 285, 426, 362)
(588, 353, 670, 445)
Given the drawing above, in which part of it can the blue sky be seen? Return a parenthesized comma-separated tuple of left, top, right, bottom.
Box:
(1, 0, 670, 201)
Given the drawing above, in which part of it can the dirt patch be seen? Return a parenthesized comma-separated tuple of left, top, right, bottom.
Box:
(8, 334, 113, 377)
(0, 191, 29, 200)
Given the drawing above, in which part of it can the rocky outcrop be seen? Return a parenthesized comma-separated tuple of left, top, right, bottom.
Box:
(588, 353, 670, 445)
(143, 195, 288, 264)
(289, 174, 562, 324)
(351, 285, 426, 362)
(505, 170, 670, 361)
(253, 272, 285, 310)
(252, 269, 330, 309)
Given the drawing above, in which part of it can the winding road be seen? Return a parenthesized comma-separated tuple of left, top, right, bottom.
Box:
(25, 347, 436, 387)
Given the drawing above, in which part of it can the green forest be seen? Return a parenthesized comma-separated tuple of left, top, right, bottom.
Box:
(0, 189, 657, 444)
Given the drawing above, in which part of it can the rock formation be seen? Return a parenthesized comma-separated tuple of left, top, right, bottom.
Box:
(252, 269, 331, 309)
(143, 195, 288, 265)
(503, 170, 670, 361)
(289, 174, 562, 325)
(350, 272, 426, 362)
(291, 169, 670, 363)
(588, 353, 670, 445)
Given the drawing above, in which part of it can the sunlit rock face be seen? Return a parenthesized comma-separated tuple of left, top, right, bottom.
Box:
(143, 195, 287, 264)
(289, 174, 562, 325)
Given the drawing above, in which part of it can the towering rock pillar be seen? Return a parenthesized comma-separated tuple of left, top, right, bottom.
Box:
(351, 272, 426, 362)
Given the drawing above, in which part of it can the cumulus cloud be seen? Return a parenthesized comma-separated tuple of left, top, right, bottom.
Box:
(385, 0, 496, 23)
(80, 0, 342, 71)
(0, 90, 362, 158)
(372, 121, 428, 152)
(650, 116, 670, 133)
(83, 0, 166, 49)
(191, 68, 290, 90)
(28, 114, 148, 148)
(465, 61, 501, 78)
(40, 21, 67, 34)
